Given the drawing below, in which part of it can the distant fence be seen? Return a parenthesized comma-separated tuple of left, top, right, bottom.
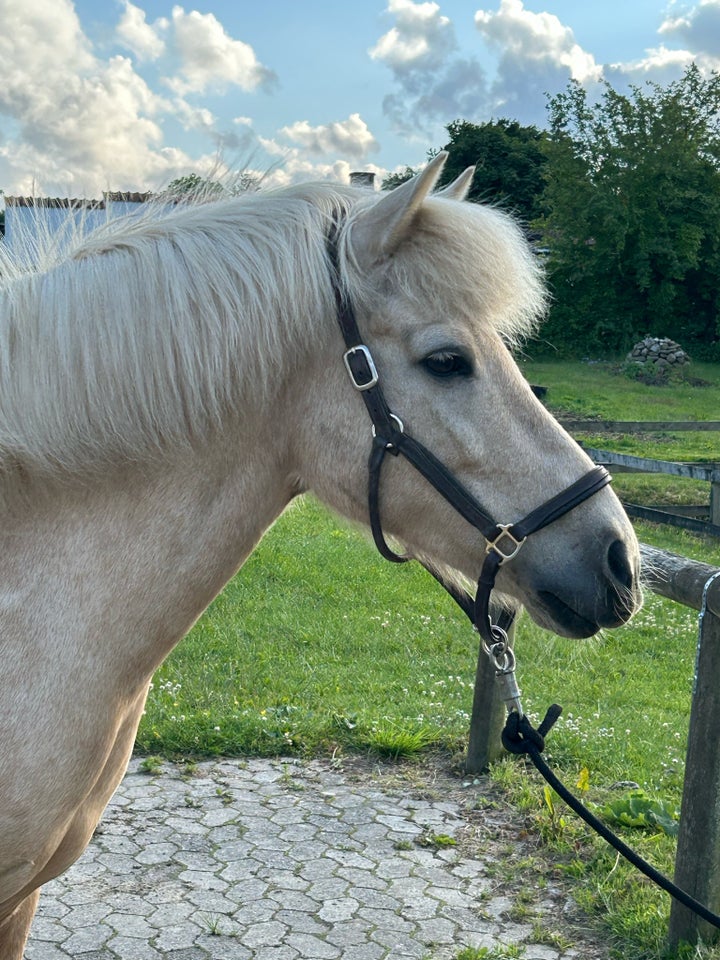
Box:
(558, 420, 720, 537)
(583, 448, 720, 536)
(466, 544, 720, 947)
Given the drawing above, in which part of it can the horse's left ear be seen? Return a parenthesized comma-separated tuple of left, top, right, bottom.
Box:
(436, 166, 475, 201)
(348, 151, 448, 270)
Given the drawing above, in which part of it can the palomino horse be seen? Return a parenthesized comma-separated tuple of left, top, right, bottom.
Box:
(0, 152, 640, 955)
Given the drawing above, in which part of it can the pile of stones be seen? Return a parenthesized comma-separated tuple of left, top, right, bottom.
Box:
(626, 336, 690, 369)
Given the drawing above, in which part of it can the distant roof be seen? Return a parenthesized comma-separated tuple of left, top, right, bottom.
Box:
(5, 192, 153, 209)
(103, 192, 153, 203)
(5, 197, 105, 209)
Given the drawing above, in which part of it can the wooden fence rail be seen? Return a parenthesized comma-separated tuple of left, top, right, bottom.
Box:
(466, 543, 720, 948)
(559, 420, 720, 434)
(582, 447, 720, 535)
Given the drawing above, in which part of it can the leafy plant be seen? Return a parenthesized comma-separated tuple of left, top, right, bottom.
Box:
(599, 789, 680, 837)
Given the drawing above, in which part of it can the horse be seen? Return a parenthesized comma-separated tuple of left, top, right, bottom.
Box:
(0, 152, 641, 956)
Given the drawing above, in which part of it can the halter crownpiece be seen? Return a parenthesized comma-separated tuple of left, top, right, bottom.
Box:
(327, 232, 612, 649)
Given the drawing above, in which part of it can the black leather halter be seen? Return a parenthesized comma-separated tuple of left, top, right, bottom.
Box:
(328, 236, 611, 648)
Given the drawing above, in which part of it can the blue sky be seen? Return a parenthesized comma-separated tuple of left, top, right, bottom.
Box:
(0, 0, 717, 196)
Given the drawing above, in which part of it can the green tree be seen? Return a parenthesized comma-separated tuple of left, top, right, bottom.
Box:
(162, 171, 259, 202)
(162, 173, 225, 201)
(381, 166, 419, 190)
(436, 118, 549, 223)
(537, 65, 720, 358)
(382, 119, 549, 224)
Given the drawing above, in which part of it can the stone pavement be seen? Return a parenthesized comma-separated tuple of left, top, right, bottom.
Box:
(25, 755, 607, 960)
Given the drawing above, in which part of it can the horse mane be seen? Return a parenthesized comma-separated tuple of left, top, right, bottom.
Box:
(0, 181, 545, 491)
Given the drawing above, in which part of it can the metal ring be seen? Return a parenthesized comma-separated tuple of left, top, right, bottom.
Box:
(372, 414, 405, 448)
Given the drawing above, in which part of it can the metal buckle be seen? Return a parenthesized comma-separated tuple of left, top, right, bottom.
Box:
(485, 524, 527, 564)
(343, 345, 379, 392)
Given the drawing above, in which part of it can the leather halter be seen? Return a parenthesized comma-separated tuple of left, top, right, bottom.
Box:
(328, 236, 611, 647)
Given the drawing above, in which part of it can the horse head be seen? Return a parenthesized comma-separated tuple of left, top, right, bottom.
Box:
(297, 152, 640, 639)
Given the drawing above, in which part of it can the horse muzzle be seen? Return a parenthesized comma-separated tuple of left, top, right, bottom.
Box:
(521, 536, 641, 639)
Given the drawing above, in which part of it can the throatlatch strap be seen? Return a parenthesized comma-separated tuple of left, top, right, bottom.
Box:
(368, 439, 409, 563)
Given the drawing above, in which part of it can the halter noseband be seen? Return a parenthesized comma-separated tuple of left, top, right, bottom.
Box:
(328, 235, 611, 649)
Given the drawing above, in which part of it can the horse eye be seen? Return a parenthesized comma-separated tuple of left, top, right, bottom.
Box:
(422, 351, 473, 379)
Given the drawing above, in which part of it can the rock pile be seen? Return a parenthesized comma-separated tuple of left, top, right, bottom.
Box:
(627, 336, 690, 369)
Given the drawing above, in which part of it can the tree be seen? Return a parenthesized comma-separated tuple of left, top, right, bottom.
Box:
(382, 119, 549, 224)
(381, 166, 419, 191)
(162, 173, 226, 202)
(435, 119, 549, 223)
(536, 66, 720, 358)
(161, 171, 260, 202)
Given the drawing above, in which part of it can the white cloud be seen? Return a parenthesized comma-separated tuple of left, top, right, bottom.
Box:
(605, 45, 696, 86)
(0, 0, 180, 193)
(475, 0, 601, 84)
(172, 99, 216, 133)
(369, 0, 457, 70)
(279, 114, 379, 162)
(0, 0, 283, 195)
(164, 6, 277, 95)
(659, 0, 720, 59)
(117, 0, 166, 61)
(472, 0, 602, 123)
(370, 0, 488, 138)
(253, 152, 387, 190)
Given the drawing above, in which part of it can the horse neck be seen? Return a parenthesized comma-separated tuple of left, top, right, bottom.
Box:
(0, 420, 299, 690)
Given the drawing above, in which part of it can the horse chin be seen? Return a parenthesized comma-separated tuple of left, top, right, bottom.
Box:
(526, 587, 636, 640)
(530, 592, 600, 639)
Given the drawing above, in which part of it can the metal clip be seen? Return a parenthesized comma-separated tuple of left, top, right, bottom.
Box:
(483, 626, 524, 716)
(485, 524, 527, 565)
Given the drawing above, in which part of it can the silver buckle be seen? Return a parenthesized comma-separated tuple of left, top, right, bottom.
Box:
(485, 524, 526, 564)
(343, 345, 379, 392)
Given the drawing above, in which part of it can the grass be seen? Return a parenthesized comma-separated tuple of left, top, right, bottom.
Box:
(135, 359, 720, 960)
(137, 496, 477, 759)
(522, 359, 720, 512)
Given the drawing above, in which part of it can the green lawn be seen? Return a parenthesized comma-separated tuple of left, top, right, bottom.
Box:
(136, 359, 720, 960)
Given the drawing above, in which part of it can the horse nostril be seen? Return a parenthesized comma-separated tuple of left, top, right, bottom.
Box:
(607, 538, 634, 590)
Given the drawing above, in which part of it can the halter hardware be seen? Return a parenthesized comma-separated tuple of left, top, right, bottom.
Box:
(327, 231, 611, 650)
(343, 345, 379, 391)
(485, 524, 527, 564)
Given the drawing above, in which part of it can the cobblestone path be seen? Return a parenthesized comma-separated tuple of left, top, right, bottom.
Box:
(25, 756, 607, 960)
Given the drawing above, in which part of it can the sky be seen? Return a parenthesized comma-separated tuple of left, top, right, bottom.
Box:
(1, 0, 718, 198)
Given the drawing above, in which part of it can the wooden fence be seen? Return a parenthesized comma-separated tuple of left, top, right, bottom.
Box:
(466, 544, 720, 947)
(556, 419, 720, 537)
(583, 447, 720, 536)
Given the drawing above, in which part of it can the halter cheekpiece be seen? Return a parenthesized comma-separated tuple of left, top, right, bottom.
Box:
(327, 231, 611, 654)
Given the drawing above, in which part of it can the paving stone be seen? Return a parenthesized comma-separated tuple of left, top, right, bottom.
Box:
(25, 755, 608, 960)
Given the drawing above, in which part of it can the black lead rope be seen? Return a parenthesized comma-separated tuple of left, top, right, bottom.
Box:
(327, 230, 720, 931)
(503, 707, 720, 930)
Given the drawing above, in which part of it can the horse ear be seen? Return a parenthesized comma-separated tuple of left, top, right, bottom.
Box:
(436, 166, 475, 201)
(349, 151, 448, 270)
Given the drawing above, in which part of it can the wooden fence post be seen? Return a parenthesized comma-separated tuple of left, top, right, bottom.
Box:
(668, 570, 720, 948)
(465, 606, 516, 774)
(711, 480, 720, 527)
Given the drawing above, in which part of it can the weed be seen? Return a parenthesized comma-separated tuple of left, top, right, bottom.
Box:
(599, 788, 679, 837)
(138, 755, 163, 775)
(417, 831, 458, 849)
(199, 912, 226, 935)
(456, 945, 525, 959)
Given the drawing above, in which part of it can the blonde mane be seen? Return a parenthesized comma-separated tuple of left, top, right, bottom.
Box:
(0, 182, 544, 487)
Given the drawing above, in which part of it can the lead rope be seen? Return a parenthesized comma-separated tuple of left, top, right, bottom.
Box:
(491, 646, 720, 931)
(326, 229, 720, 930)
